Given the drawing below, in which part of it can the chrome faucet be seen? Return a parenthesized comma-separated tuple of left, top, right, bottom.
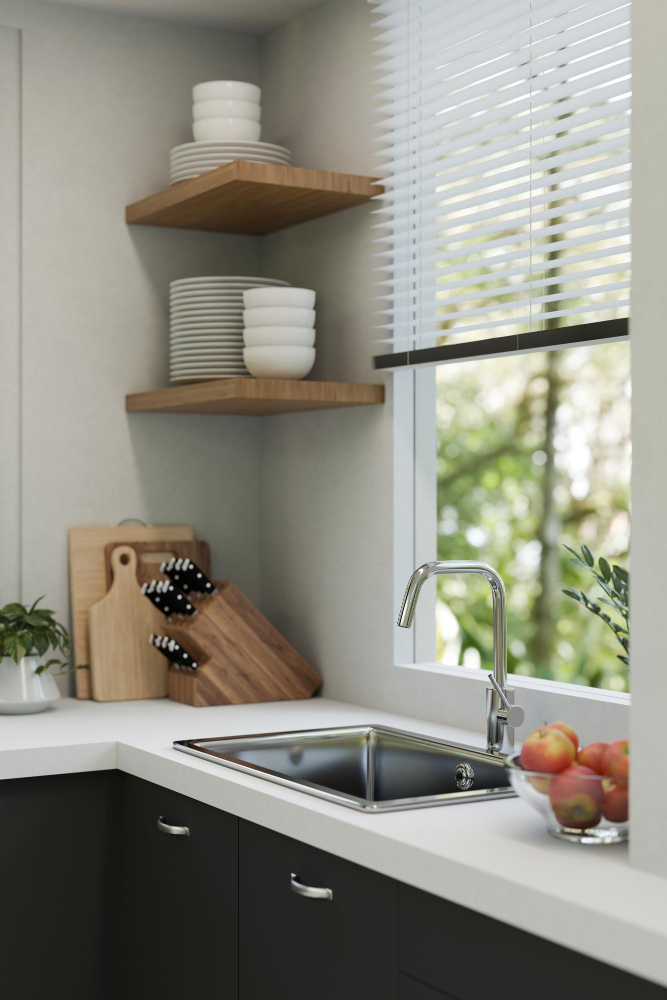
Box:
(397, 561, 524, 754)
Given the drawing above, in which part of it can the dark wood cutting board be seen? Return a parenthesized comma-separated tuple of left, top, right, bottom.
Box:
(103, 540, 211, 590)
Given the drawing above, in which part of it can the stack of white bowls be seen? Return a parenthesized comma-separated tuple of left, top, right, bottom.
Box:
(243, 288, 316, 380)
(170, 276, 290, 383)
(169, 81, 292, 185)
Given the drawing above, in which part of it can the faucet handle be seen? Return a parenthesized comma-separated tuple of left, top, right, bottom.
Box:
(487, 674, 525, 729)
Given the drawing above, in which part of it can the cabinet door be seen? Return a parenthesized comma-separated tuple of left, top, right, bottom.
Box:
(119, 774, 238, 997)
(239, 819, 398, 1000)
(0, 771, 119, 1000)
(400, 884, 667, 1000)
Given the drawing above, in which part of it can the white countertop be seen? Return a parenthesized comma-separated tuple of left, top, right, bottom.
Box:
(2, 696, 665, 987)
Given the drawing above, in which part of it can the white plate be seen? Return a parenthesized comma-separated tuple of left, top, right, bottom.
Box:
(170, 150, 291, 162)
(170, 305, 247, 318)
(170, 317, 245, 326)
(170, 362, 248, 369)
(170, 375, 251, 382)
(170, 157, 291, 168)
(170, 333, 244, 341)
(171, 277, 288, 287)
(171, 354, 245, 361)
(171, 365, 245, 371)
(170, 140, 290, 156)
(169, 294, 265, 301)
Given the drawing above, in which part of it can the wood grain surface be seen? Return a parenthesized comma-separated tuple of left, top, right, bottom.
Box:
(126, 378, 385, 416)
(166, 581, 321, 706)
(125, 160, 382, 235)
(68, 524, 193, 698)
(89, 546, 168, 702)
(103, 540, 210, 590)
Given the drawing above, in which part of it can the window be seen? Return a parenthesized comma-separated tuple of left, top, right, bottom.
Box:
(374, 0, 632, 692)
(435, 341, 630, 690)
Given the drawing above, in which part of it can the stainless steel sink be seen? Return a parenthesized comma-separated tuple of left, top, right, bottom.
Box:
(174, 725, 515, 812)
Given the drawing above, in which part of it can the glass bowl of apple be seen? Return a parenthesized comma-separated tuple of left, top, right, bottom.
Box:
(505, 723, 629, 845)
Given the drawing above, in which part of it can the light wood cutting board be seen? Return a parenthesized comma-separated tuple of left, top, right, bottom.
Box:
(89, 546, 168, 702)
(103, 540, 211, 590)
(69, 524, 194, 698)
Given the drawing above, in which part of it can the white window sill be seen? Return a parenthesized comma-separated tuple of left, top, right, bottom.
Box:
(392, 660, 630, 741)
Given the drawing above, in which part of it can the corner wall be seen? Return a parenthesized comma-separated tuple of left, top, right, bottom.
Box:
(0, 0, 264, 691)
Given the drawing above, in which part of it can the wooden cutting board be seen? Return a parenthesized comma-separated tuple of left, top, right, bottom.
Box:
(69, 524, 194, 698)
(89, 546, 168, 702)
(103, 540, 211, 590)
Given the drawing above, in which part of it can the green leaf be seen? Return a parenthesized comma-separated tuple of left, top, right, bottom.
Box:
(580, 544, 595, 567)
(598, 556, 612, 581)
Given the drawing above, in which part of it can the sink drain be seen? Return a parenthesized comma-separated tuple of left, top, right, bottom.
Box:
(455, 761, 475, 790)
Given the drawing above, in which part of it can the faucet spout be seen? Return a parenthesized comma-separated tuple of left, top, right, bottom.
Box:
(397, 560, 520, 753)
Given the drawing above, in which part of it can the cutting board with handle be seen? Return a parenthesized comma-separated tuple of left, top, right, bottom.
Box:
(103, 540, 211, 590)
(89, 546, 168, 702)
(69, 524, 194, 698)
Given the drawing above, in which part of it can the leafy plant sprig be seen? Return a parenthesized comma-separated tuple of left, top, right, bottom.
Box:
(0, 598, 72, 675)
(562, 544, 629, 666)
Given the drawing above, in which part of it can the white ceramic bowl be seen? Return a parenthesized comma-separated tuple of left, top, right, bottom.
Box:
(193, 99, 261, 122)
(243, 287, 316, 309)
(193, 118, 261, 142)
(243, 306, 315, 328)
(243, 326, 316, 348)
(243, 346, 315, 380)
(193, 81, 261, 104)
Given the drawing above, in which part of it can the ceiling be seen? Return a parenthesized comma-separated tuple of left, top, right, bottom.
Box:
(40, 0, 326, 33)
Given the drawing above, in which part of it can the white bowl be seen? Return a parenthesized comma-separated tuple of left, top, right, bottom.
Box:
(193, 118, 261, 142)
(243, 346, 315, 380)
(243, 287, 316, 309)
(193, 81, 261, 104)
(243, 326, 316, 348)
(193, 99, 261, 122)
(243, 306, 315, 328)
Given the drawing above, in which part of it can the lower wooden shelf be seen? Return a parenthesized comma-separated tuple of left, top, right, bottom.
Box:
(125, 378, 385, 416)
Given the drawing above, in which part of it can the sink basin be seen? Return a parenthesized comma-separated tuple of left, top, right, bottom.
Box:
(174, 725, 516, 812)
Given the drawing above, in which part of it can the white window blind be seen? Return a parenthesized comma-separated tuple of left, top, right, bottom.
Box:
(372, 0, 631, 367)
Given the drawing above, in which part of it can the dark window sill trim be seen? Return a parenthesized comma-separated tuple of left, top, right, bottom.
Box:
(373, 318, 629, 371)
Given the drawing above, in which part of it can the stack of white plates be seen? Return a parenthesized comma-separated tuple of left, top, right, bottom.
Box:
(169, 141, 292, 185)
(170, 276, 290, 383)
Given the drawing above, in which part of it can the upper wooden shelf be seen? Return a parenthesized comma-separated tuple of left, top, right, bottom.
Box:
(126, 378, 385, 416)
(125, 161, 382, 236)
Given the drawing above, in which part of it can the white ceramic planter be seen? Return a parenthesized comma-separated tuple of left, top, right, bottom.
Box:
(0, 655, 61, 714)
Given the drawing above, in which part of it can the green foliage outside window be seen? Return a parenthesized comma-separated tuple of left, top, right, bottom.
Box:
(435, 341, 630, 691)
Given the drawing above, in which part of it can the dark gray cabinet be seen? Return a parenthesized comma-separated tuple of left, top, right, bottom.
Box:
(0, 771, 119, 1000)
(400, 883, 667, 1000)
(399, 974, 453, 999)
(118, 773, 238, 998)
(238, 819, 399, 1000)
(2, 770, 666, 1000)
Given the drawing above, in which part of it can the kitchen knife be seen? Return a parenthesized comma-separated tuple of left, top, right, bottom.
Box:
(149, 634, 198, 669)
(178, 558, 216, 595)
(141, 581, 196, 619)
(160, 557, 193, 593)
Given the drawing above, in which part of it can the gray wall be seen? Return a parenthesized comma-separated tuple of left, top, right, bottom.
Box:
(629, 0, 666, 878)
(0, 0, 264, 692)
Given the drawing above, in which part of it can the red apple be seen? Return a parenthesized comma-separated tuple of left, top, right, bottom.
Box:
(521, 726, 575, 773)
(548, 763, 603, 829)
(577, 741, 609, 774)
(602, 778, 629, 823)
(546, 721, 579, 753)
(602, 740, 629, 777)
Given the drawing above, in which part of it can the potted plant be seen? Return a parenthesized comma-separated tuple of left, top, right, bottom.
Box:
(0, 598, 71, 713)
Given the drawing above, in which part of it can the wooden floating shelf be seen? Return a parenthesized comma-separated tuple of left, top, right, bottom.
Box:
(126, 378, 385, 416)
(125, 160, 382, 235)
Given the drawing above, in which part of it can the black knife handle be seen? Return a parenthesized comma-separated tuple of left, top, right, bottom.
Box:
(179, 558, 216, 595)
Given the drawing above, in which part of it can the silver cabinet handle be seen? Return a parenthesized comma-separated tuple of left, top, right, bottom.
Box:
(157, 816, 189, 836)
(290, 873, 333, 901)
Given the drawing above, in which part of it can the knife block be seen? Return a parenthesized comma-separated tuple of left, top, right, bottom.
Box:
(164, 581, 322, 707)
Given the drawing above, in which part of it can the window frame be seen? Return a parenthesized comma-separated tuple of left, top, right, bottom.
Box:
(392, 360, 630, 733)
